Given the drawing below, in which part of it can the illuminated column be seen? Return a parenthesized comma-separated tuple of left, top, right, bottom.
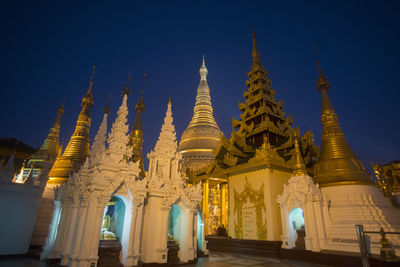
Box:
(60, 197, 79, 266)
(48, 200, 70, 259)
(220, 183, 227, 227)
(202, 180, 209, 235)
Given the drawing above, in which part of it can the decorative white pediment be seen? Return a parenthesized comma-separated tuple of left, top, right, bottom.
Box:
(277, 175, 322, 208)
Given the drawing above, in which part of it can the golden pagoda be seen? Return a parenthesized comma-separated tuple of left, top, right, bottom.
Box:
(128, 76, 146, 177)
(313, 60, 372, 187)
(48, 67, 95, 184)
(191, 33, 318, 179)
(31, 100, 64, 164)
(14, 100, 64, 183)
(190, 33, 318, 238)
(178, 56, 223, 173)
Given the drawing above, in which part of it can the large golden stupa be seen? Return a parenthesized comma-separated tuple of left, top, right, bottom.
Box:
(178, 57, 222, 172)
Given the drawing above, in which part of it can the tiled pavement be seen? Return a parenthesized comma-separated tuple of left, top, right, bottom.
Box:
(0, 252, 331, 267)
(181, 251, 331, 267)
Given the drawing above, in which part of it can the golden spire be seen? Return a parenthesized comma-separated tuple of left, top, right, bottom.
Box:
(128, 74, 146, 177)
(252, 32, 260, 63)
(178, 56, 222, 171)
(313, 60, 372, 187)
(48, 66, 95, 184)
(292, 130, 307, 177)
(35, 98, 65, 161)
(122, 73, 131, 95)
(186, 56, 219, 129)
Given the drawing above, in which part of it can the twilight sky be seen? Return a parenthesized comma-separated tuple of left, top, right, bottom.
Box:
(1, 0, 399, 172)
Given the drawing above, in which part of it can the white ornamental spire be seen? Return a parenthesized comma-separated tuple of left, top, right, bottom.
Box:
(199, 55, 208, 81)
(154, 97, 177, 156)
(107, 91, 129, 158)
(90, 104, 109, 159)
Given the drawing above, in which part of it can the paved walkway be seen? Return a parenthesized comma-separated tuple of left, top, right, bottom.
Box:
(182, 252, 330, 267)
(0, 252, 331, 267)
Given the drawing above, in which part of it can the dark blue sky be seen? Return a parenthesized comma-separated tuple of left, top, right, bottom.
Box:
(1, 0, 399, 171)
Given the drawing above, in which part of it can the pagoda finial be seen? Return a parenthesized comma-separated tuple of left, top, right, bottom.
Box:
(316, 60, 331, 92)
(88, 65, 95, 95)
(292, 130, 307, 177)
(122, 73, 131, 95)
(103, 104, 110, 114)
(82, 66, 95, 107)
(59, 88, 68, 114)
(199, 55, 208, 81)
(128, 74, 146, 175)
(141, 73, 146, 96)
(104, 94, 111, 114)
(313, 44, 330, 92)
(90, 65, 95, 82)
(252, 32, 260, 63)
(134, 73, 146, 113)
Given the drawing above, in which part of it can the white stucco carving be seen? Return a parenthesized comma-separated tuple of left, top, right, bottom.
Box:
(277, 174, 325, 252)
(42, 96, 204, 267)
(142, 99, 202, 264)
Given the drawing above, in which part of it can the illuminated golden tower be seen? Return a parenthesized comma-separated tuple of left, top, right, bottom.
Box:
(32, 100, 64, 164)
(128, 75, 146, 177)
(313, 60, 372, 186)
(48, 67, 95, 184)
(14, 100, 65, 183)
(178, 56, 222, 172)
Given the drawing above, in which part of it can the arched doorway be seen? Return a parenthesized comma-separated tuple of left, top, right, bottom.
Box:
(289, 208, 305, 249)
(167, 202, 192, 263)
(98, 196, 127, 266)
(167, 204, 182, 264)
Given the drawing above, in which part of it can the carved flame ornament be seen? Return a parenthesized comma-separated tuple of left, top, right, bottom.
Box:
(233, 177, 267, 240)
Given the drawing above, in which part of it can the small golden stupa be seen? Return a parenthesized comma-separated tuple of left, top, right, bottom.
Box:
(48, 67, 95, 184)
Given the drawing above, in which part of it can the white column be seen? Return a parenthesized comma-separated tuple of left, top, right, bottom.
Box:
(125, 199, 145, 266)
(60, 197, 79, 266)
(304, 200, 320, 251)
(40, 199, 62, 260)
(193, 212, 198, 260)
(158, 207, 170, 263)
(51, 199, 72, 259)
(312, 200, 327, 250)
(87, 196, 109, 258)
(141, 193, 169, 264)
(177, 206, 189, 263)
(69, 195, 105, 267)
(186, 210, 195, 262)
(67, 195, 90, 267)
(279, 204, 291, 248)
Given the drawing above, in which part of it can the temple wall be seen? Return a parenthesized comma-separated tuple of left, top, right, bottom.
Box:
(228, 167, 290, 241)
(0, 183, 43, 255)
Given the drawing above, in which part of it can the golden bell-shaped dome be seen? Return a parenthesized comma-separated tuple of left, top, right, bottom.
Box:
(178, 57, 222, 172)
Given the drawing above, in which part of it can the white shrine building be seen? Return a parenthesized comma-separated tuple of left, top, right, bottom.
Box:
(39, 90, 204, 266)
